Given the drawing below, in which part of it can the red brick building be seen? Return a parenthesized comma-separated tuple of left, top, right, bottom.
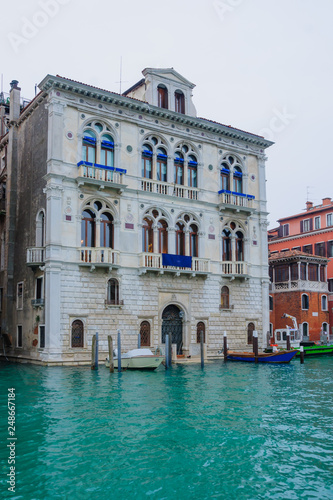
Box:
(269, 250, 330, 342)
(268, 198, 333, 340)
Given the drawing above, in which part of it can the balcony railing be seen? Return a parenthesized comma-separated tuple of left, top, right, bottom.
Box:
(79, 247, 120, 266)
(140, 252, 210, 274)
(77, 162, 126, 186)
(218, 190, 254, 210)
(27, 247, 45, 265)
(31, 298, 45, 308)
(221, 261, 248, 276)
(141, 179, 199, 200)
(271, 280, 328, 292)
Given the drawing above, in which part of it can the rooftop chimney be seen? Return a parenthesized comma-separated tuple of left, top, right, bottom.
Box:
(322, 197, 331, 206)
(306, 201, 313, 211)
(9, 80, 21, 122)
(9, 80, 20, 90)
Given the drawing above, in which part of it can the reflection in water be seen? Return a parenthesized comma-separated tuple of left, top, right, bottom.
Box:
(1, 360, 333, 499)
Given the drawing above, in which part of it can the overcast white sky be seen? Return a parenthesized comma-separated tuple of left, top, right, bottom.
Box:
(2, 0, 332, 228)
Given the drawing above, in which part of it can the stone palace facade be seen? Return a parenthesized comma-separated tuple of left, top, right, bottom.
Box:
(0, 68, 273, 364)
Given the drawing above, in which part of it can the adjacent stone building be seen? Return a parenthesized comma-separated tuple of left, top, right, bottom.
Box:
(0, 68, 273, 364)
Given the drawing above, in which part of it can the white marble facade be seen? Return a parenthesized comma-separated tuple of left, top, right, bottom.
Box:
(2, 68, 273, 364)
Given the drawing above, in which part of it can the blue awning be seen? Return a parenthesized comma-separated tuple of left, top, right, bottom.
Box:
(162, 254, 192, 268)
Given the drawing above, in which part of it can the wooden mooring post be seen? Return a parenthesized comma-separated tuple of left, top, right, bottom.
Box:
(253, 330, 258, 364)
(91, 332, 98, 370)
(117, 330, 122, 372)
(300, 346, 305, 364)
(223, 331, 228, 362)
(138, 333, 141, 349)
(200, 331, 204, 369)
(165, 334, 170, 369)
(108, 335, 114, 373)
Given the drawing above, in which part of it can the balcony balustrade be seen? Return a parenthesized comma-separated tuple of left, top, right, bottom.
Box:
(77, 162, 126, 190)
(218, 190, 254, 211)
(221, 261, 248, 277)
(27, 247, 45, 266)
(140, 252, 210, 275)
(79, 247, 120, 268)
(141, 179, 199, 200)
(271, 280, 328, 292)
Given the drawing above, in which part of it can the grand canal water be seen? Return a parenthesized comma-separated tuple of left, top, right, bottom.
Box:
(1, 358, 333, 500)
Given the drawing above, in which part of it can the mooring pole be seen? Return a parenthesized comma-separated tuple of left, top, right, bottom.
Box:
(108, 335, 114, 373)
(253, 330, 258, 363)
(200, 330, 204, 369)
(95, 332, 99, 369)
(223, 331, 228, 362)
(300, 346, 305, 364)
(286, 331, 291, 351)
(91, 334, 96, 370)
(165, 334, 170, 369)
(117, 330, 121, 372)
(138, 333, 141, 349)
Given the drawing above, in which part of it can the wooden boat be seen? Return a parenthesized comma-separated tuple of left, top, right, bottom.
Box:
(106, 348, 164, 370)
(227, 349, 297, 364)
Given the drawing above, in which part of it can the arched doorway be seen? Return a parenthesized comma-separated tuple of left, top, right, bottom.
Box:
(162, 305, 183, 354)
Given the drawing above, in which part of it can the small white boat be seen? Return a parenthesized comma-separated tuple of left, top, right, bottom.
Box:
(106, 348, 164, 370)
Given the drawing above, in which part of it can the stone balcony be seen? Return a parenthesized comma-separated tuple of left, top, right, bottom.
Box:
(141, 179, 199, 200)
(77, 162, 127, 191)
(27, 247, 45, 266)
(271, 280, 328, 293)
(221, 261, 248, 278)
(218, 190, 255, 213)
(139, 252, 210, 276)
(79, 247, 120, 269)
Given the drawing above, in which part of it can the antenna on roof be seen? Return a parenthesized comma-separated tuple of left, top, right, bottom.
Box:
(115, 56, 128, 94)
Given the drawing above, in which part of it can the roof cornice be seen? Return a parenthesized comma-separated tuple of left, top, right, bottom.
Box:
(38, 75, 273, 149)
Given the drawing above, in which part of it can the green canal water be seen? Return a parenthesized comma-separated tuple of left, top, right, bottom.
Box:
(1, 358, 333, 500)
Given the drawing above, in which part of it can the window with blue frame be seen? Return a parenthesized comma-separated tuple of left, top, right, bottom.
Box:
(188, 155, 197, 188)
(220, 155, 243, 194)
(220, 163, 230, 191)
(156, 147, 167, 182)
(142, 144, 153, 179)
(82, 130, 96, 163)
(233, 166, 243, 193)
(100, 134, 114, 167)
(174, 151, 184, 185)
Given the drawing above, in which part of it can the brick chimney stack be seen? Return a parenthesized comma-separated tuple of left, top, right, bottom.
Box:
(322, 197, 332, 206)
(306, 201, 313, 211)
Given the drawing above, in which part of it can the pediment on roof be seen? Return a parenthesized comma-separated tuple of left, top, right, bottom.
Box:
(142, 68, 195, 89)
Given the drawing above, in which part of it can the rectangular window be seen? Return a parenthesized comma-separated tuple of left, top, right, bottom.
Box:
(328, 279, 333, 292)
(300, 263, 307, 280)
(275, 264, 289, 282)
(302, 244, 313, 254)
(282, 224, 289, 236)
(320, 266, 326, 282)
(290, 263, 298, 280)
(327, 213, 333, 227)
(314, 216, 321, 229)
(17, 325, 22, 348)
(36, 277, 43, 300)
(327, 241, 333, 258)
(303, 219, 310, 232)
(314, 242, 326, 257)
(39, 325, 45, 348)
(308, 264, 318, 281)
(17, 282, 23, 310)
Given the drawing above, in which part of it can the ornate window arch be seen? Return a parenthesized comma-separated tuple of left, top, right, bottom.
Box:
(81, 121, 116, 166)
(142, 208, 170, 254)
(140, 321, 151, 347)
(196, 322, 206, 343)
(174, 143, 199, 188)
(81, 199, 116, 250)
(220, 154, 244, 194)
(175, 212, 200, 257)
(71, 319, 84, 348)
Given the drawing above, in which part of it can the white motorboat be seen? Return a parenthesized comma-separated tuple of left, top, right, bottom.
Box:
(106, 348, 164, 370)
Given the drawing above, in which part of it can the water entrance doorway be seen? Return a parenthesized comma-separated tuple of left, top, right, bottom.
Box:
(162, 304, 183, 354)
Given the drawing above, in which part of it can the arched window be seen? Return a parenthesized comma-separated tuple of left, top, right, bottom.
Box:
(140, 321, 151, 347)
(107, 278, 119, 305)
(156, 147, 167, 182)
(188, 155, 197, 188)
(302, 322, 309, 338)
(158, 220, 168, 254)
(235, 231, 244, 261)
(221, 286, 230, 309)
(36, 211, 45, 247)
(220, 164, 230, 191)
(72, 320, 84, 348)
(100, 213, 113, 248)
(233, 166, 243, 193)
(247, 322, 255, 345)
(322, 295, 327, 311)
(222, 229, 231, 261)
(176, 222, 185, 256)
(81, 209, 95, 247)
(157, 85, 168, 109)
(174, 151, 184, 185)
(82, 130, 96, 163)
(142, 217, 154, 253)
(196, 322, 206, 343)
(142, 144, 153, 179)
(100, 134, 114, 167)
(302, 294, 309, 310)
(175, 90, 185, 114)
(322, 322, 328, 333)
(190, 224, 198, 257)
